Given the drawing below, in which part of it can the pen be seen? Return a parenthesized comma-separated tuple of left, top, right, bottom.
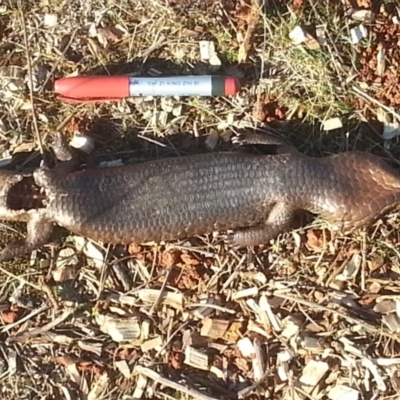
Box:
(54, 75, 241, 103)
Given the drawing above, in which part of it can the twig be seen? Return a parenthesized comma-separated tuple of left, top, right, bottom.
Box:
(133, 365, 220, 400)
(185, 303, 237, 314)
(352, 85, 400, 122)
(6, 307, 75, 345)
(274, 292, 400, 343)
(0, 305, 49, 333)
(155, 320, 190, 358)
(40, 281, 60, 310)
(149, 266, 172, 315)
(361, 230, 367, 292)
(0, 265, 41, 291)
(18, 2, 45, 156)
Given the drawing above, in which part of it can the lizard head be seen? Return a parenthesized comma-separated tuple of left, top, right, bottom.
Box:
(0, 169, 45, 221)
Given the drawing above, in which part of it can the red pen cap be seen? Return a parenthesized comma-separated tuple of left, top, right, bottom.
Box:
(54, 75, 130, 103)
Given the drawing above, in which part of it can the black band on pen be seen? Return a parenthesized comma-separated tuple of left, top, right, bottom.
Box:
(211, 76, 224, 96)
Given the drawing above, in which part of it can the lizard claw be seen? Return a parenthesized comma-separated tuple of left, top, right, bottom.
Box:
(222, 231, 241, 248)
(231, 133, 251, 146)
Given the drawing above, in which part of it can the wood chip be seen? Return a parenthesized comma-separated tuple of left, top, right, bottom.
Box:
(382, 313, 400, 332)
(361, 357, 386, 391)
(300, 335, 324, 352)
(350, 25, 367, 44)
(247, 319, 270, 338)
(376, 43, 386, 77)
(140, 336, 163, 352)
(88, 372, 109, 400)
(240, 271, 267, 284)
(374, 299, 396, 314)
(210, 366, 224, 379)
(54, 248, 78, 282)
(232, 287, 259, 300)
(281, 315, 301, 339)
(199, 40, 216, 60)
(299, 360, 329, 387)
(6, 349, 17, 375)
(200, 318, 230, 339)
(328, 385, 360, 400)
(140, 320, 150, 340)
(339, 337, 364, 357)
(77, 341, 102, 356)
(259, 295, 281, 331)
(237, 337, 255, 357)
(96, 314, 141, 342)
(132, 374, 148, 399)
(322, 117, 343, 131)
(137, 289, 183, 310)
(350, 9, 375, 22)
(44, 13, 58, 27)
(336, 253, 361, 281)
(222, 321, 244, 343)
(237, 0, 260, 62)
(73, 237, 104, 269)
(56, 247, 79, 269)
(277, 350, 294, 381)
(184, 346, 209, 370)
(209, 53, 222, 69)
(252, 339, 265, 381)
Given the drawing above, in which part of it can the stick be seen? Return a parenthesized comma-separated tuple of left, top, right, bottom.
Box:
(18, 2, 45, 156)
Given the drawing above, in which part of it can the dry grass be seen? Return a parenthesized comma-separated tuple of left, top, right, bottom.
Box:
(0, 0, 400, 399)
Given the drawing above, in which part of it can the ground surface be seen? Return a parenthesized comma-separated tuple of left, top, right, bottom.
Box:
(0, 0, 400, 399)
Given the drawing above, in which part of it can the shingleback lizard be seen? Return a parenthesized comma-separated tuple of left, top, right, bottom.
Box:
(0, 131, 400, 261)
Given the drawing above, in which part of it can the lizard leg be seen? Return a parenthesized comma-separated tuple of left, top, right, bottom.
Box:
(0, 216, 53, 261)
(232, 131, 298, 154)
(230, 203, 295, 247)
(51, 132, 82, 173)
(52, 131, 76, 162)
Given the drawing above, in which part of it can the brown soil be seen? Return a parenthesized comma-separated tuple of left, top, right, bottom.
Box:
(358, 8, 400, 107)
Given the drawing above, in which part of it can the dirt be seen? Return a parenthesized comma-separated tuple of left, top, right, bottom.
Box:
(358, 7, 400, 108)
(252, 96, 288, 122)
